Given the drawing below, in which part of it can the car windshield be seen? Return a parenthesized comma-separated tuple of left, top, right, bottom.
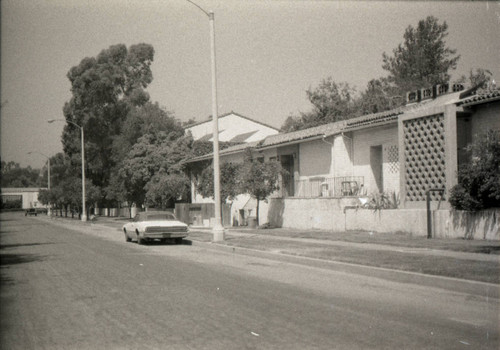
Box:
(144, 213, 176, 221)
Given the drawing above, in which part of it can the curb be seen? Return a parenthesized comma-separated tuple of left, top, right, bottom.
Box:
(188, 238, 500, 300)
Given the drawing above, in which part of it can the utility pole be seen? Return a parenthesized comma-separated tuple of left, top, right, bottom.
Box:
(187, 0, 225, 241)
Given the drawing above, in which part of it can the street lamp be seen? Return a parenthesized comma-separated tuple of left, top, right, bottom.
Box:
(48, 118, 87, 222)
(187, 0, 225, 241)
(27, 151, 51, 216)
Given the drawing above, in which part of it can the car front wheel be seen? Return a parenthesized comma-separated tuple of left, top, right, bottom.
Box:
(136, 232, 144, 245)
(124, 229, 132, 242)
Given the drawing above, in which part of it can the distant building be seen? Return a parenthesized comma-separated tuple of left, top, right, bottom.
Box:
(1, 188, 47, 209)
(184, 111, 279, 143)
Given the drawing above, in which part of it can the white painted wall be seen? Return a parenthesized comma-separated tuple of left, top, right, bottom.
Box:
(471, 101, 500, 137)
(186, 113, 278, 142)
(352, 125, 399, 195)
(298, 139, 331, 178)
(332, 134, 353, 177)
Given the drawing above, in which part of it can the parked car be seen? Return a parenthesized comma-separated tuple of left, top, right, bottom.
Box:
(25, 208, 37, 216)
(122, 211, 189, 244)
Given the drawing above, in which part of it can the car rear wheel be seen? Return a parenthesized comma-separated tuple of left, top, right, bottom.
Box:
(175, 237, 183, 244)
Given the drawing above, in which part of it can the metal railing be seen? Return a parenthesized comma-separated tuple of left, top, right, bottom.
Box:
(275, 176, 364, 198)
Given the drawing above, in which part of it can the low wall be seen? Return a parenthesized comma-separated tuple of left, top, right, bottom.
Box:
(346, 209, 499, 239)
(267, 198, 499, 240)
(267, 197, 360, 230)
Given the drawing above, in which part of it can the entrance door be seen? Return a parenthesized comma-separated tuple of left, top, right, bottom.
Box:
(280, 155, 295, 197)
(370, 145, 383, 194)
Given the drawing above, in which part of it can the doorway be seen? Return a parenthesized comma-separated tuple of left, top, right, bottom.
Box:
(370, 145, 383, 193)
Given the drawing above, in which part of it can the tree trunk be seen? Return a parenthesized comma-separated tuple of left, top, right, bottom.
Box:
(256, 198, 260, 226)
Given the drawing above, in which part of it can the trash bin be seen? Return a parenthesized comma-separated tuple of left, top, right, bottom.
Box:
(248, 216, 257, 228)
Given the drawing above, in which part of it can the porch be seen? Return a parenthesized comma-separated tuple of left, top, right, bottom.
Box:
(276, 176, 365, 198)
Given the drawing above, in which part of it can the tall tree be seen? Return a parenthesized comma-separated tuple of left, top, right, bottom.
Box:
(281, 78, 358, 132)
(382, 16, 460, 93)
(62, 43, 155, 197)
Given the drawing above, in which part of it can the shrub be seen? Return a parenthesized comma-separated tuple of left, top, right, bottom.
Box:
(449, 130, 500, 211)
(364, 191, 400, 210)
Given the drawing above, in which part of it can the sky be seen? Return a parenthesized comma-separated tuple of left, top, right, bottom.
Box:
(1, 0, 499, 169)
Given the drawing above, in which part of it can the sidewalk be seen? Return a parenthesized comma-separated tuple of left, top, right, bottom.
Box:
(43, 215, 500, 289)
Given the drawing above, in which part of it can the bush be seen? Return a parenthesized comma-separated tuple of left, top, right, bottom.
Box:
(449, 130, 500, 211)
(364, 191, 400, 210)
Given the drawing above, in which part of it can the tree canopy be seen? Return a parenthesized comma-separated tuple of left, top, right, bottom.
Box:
(382, 16, 460, 93)
(238, 149, 282, 223)
(281, 16, 463, 132)
(1, 161, 42, 188)
(62, 43, 155, 195)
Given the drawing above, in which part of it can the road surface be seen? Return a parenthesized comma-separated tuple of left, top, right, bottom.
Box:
(1, 212, 498, 349)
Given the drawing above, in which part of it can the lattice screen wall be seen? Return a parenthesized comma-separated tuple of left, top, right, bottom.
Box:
(403, 114, 446, 201)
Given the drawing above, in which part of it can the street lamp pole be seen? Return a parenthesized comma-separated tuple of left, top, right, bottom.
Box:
(48, 119, 87, 222)
(187, 0, 225, 241)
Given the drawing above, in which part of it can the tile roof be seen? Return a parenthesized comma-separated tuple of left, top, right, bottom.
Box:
(185, 90, 471, 163)
(456, 88, 500, 107)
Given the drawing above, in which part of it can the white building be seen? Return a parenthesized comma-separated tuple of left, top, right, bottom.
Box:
(184, 111, 279, 142)
(1, 188, 47, 209)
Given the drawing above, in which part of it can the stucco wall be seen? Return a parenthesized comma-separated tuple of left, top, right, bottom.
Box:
(346, 208, 499, 239)
(266, 198, 499, 240)
(298, 139, 331, 177)
(471, 101, 500, 137)
(352, 124, 399, 195)
(332, 134, 352, 177)
(267, 197, 359, 230)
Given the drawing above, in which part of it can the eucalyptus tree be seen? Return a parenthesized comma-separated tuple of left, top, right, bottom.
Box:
(61, 43, 155, 197)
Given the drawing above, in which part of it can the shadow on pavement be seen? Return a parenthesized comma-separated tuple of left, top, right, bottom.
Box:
(0, 243, 55, 250)
(138, 239, 193, 246)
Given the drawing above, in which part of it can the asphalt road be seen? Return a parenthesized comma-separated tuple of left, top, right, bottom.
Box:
(1, 212, 499, 350)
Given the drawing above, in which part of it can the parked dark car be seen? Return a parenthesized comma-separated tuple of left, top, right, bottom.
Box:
(25, 208, 38, 216)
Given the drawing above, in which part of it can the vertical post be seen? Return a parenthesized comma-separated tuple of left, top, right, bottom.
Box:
(47, 157, 51, 216)
(81, 127, 87, 222)
(426, 191, 432, 239)
(209, 11, 224, 241)
(426, 188, 444, 239)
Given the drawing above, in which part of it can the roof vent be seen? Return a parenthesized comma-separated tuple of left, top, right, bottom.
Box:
(452, 83, 465, 92)
(406, 90, 419, 105)
(420, 87, 433, 101)
(433, 83, 449, 97)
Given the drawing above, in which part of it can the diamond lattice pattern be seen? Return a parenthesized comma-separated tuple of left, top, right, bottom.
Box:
(403, 114, 446, 201)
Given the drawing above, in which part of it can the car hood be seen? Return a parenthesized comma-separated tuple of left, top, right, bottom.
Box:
(125, 220, 188, 228)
